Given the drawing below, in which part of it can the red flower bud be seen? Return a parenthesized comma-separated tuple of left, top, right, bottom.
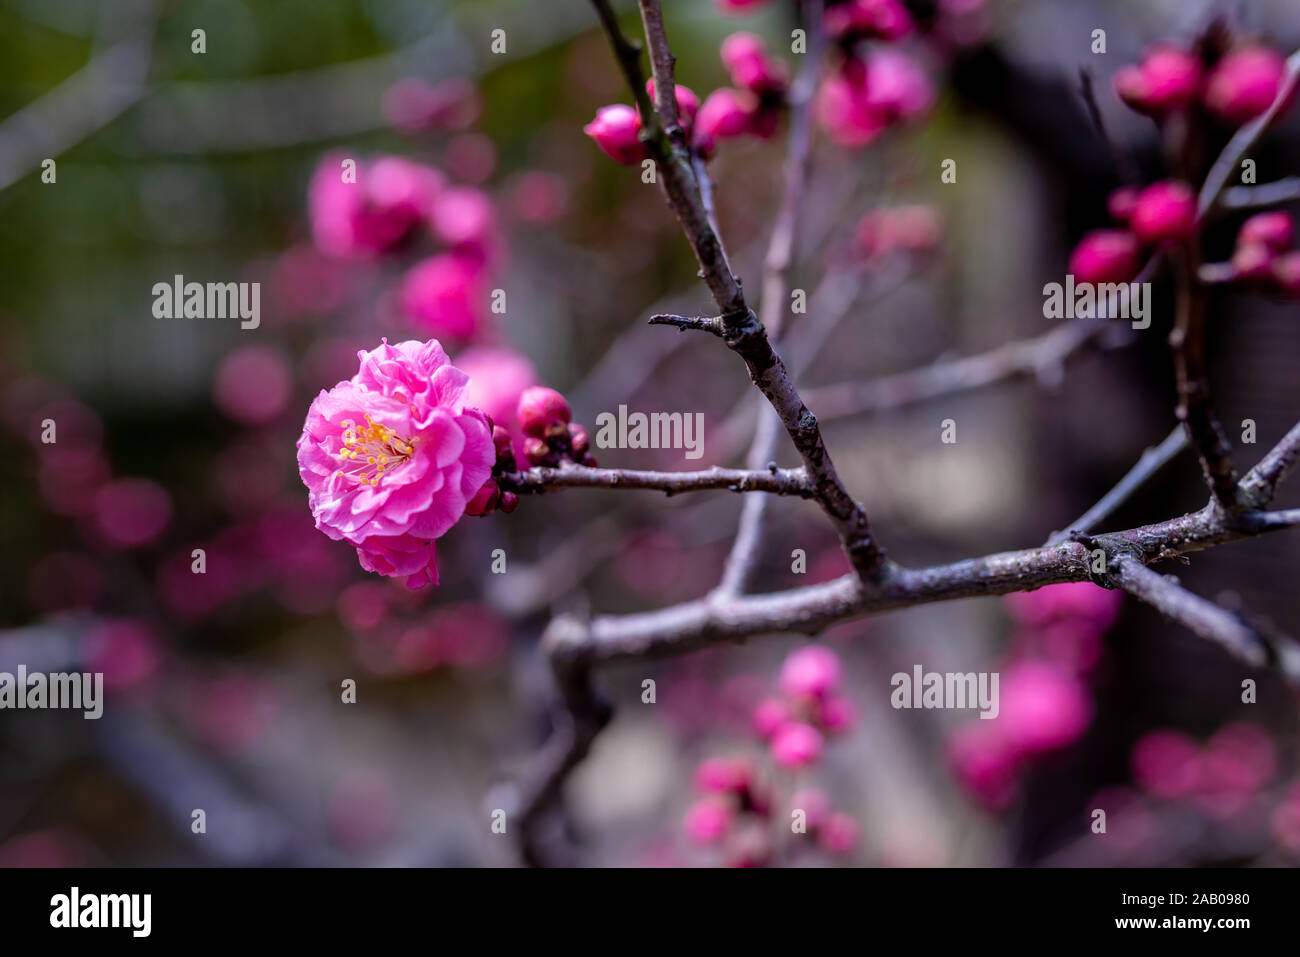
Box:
(1231, 242, 1276, 282)
(568, 423, 590, 456)
(1130, 181, 1196, 245)
(498, 491, 519, 514)
(523, 436, 551, 466)
(1239, 211, 1295, 251)
(1068, 229, 1140, 284)
(1273, 252, 1300, 298)
(464, 479, 500, 517)
(1204, 46, 1287, 125)
(517, 386, 571, 437)
(583, 104, 645, 165)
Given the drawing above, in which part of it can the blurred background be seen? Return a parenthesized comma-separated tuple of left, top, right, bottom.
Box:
(0, 0, 1298, 867)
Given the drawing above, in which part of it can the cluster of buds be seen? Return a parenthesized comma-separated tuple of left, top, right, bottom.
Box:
(1225, 211, 1300, 297)
(824, 0, 914, 43)
(517, 386, 595, 468)
(1068, 179, 1196, 284)
(752, 645, 856, 769)
(583, 82, 700, 166)
(1115, 41, 1288, 126)
(464, 425, 520, 517)
(693, 34, 789, 157)
(585, 34, 790, 165)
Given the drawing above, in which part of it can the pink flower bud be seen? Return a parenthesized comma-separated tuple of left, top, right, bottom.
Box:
(399, 252, 487, 339)
(583, 104, 645, 164)
(464, 479, 500, 517)
(948, 722, 1020, 810)
(779, 644, 842, 699)
(492, 425, 512, 456)
(999, 662, 1093, 755)
(1106, 186, 1140, 221)
(825, 0, 914, 43)
(694, 756, 753, 794)
(1114, 44, 1201, 115)
(684, 799, 732, 844)
(498, 491, 519, 514)
(1239, 211, 1295, 251)
(751, 697, 791, 739)
(770, 721, 824, 769)
(815, 695, 857, 733)
(1273, 251, 1300, 298)
(1204, 46, 1287, 125)
(720, 33, 788, 95)
(1131, 729, 1202, 799)
(1231, 242, 1275, 282)
(817, 813, 861, 855)
(714, 0, 773, 12)
(645, 80, 700, 132)
(693, 87, 761, 155)
(517, 386, 571, 437)
(1067, 229, 1140, 284)
(1130, 180, 1196, 245)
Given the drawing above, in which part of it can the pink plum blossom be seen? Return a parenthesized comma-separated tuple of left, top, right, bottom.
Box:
(296, 338, 494, 588)
(770, 721, 824, 769)
(778, 644, 842, 700)
(310, 154, 442, 259)
(1067, 230, 1140, 284)
(399, 253, 488, 340)
(1204, 46, 1287, 125)
(998, 661, 1093, 755)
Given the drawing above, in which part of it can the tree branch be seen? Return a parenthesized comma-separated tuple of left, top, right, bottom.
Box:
(590, 0, 885, 580)
(1111, 557, 1298, 678)
(502, 462, 813, 498)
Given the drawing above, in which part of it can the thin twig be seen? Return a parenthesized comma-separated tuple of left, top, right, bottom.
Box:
(808, 319, 1109, 421)
(1047, 426, 1188, 545)
(1239, 419, 1300, 508)
(1110, 558, 1294, 675)
(1222, 177, 1300, 210)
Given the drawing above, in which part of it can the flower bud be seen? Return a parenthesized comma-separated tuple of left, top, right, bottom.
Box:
(1130, 181, 1196, 245)
(464, 479, 500, 517)
(1115, 44, 1201, 115)
(770, 721, 824, 769)
(1273, 251, 1300, 298)
(1231, 242, 1275, 282)
(517, 386, 571, 437)
(1068, 229, 1140, 284)
(1106, 186, 1140, 221)
(645, 79, 700, 133)
(522, 437, 551, 466)
(1204, 46, 1287, 125)
(583, 104, 645, 164)
(567, 423, 590, 455)
(1239, 211, 1295, 251)
(492, 425, 512, 456)
(498, 491, 519, 514)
